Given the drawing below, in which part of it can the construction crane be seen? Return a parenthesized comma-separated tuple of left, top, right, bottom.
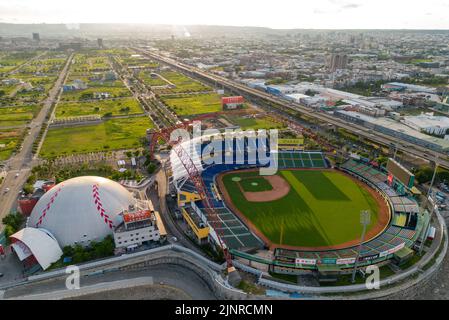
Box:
(147, 111, 327, 284)
(148, 119, 241, 285)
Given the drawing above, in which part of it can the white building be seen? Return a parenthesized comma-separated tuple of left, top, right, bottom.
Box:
(113, 207, 161, 250)
(402, 113, 449, 136)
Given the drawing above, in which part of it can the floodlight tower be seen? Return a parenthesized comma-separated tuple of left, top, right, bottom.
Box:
(351, 210, 371, 283)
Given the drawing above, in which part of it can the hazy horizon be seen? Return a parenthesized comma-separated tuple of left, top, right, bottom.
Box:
(1, 0, 449, 30)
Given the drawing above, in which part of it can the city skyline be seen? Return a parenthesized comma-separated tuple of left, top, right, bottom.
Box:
(1, 0, 449, 30)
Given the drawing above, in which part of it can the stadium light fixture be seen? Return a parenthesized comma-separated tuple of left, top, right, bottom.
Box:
(351, 210, 371, 284)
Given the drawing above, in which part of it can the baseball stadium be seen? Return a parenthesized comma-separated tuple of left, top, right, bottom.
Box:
(170, 132, 429, 279)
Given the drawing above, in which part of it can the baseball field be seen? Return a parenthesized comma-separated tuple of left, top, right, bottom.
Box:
(218, 169, 390, 250)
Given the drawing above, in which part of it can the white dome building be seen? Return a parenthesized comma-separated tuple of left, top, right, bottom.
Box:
(28, 176, 136, 247)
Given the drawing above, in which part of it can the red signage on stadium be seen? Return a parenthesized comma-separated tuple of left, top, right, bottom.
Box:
(387, 173, 394, 186)
(221, 96, 244, 105)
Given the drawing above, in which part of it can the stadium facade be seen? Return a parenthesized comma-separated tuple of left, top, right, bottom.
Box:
(169, 132, 428, 280)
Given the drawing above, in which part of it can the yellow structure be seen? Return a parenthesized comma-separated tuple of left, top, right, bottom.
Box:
(181, 207, 209, 242)
(177, 191, 202, 206)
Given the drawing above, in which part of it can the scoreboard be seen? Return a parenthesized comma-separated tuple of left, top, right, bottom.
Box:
(386, 158, 415, 189)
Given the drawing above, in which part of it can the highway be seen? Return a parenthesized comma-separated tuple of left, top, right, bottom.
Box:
(0, 54, 74, 231)
(134, 47, 449, 169)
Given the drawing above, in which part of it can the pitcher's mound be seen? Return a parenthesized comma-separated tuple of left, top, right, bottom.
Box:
(243, 175, 290, 202)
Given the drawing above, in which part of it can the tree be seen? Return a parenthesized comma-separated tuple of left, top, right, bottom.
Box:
(62, 245, 74, 257)
(92, 235, 115, 258)
(23, 183, 34, 195)
(414, 166, 434, 184)
(2, 212, 25, 237)
(147, 163, 156, 174)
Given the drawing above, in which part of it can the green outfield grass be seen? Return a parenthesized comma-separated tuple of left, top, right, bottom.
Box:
(40, 116, 154, 158)
(239, 177, 274, 192)
(222, 169, 380, 248)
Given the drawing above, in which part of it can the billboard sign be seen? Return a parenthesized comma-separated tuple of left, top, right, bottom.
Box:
(320, 258, 337, 264)
(295, 258, 317, 266)
(358, 254, 379, 262)
(379, 242, 405, 258)
(336, 257, 356, 265)
(386, 158, 415, 188)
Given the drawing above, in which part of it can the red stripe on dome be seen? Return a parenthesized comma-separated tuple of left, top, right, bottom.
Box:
(35, 186, 63, 227)
(92, 184, 114, 229)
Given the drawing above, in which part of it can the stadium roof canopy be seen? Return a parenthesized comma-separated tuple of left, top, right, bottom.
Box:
(169, 131, 268, 184)
(170, 136, 204, 183)
(10, 227, 62, 270)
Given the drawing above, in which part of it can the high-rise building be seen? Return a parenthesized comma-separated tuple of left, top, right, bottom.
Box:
(328, 53, 348, 72)
(97, 38, 103, 48)
(32, 33, 40, 41)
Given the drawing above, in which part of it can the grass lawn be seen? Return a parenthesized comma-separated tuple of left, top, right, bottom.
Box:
(60, 87, 131, 101)
(239, 177, 273, 192)
(40, 116, 154, 158)
(0, 128, 23, 160)
(156, 71, 210, 93)
(222, 169, 380, 248)
(161, 93, 222, 116)
(55, 98, 144, 118)
(226, 115, 285, 130)
(0, 105, 39, 127)
(141, 72, 168, 86)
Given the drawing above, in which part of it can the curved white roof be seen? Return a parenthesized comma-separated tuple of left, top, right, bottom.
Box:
(28, 176, 136, 247)
(11, 227, 62, 270)
(170, 131, 254, 182)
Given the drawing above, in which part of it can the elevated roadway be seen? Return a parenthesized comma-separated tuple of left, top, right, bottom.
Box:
(134, 47, 449, 169)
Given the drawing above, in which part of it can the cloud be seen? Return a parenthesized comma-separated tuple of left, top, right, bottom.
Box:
(342, 3, 361, 9)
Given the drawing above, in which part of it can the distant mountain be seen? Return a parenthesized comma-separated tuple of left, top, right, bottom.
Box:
(0, 23, 276, 39)
(0, 23, 448, 39)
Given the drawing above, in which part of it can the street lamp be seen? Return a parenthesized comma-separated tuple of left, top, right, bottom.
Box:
(351, 210, 371, 283)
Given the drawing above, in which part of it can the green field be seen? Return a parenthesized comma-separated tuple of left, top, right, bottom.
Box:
(60, 86, 131, 101)
(141, 72, 168, 86)
(225, 115, 285, 130)
(40, 116, 154, 158)
(155, 71, 210, 94)
(161, 93, 222, 116)
(222, 170, 380, 248)
(0, 128, 23, 160)
(0, 105, 39, 127)
(239, 177, 274, 192)
(55, 98, 144, 118)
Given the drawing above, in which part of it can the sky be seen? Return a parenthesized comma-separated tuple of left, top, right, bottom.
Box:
(1, 0, 449, 29)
